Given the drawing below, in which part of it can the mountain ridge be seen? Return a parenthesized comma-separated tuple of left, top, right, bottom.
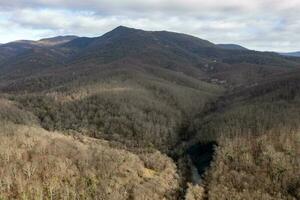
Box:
(1, 26, 300, 92)
(280, 51, 300, 57)
(217, 43, 248, 50)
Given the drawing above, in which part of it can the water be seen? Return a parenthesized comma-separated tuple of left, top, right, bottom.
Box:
(190, 160, 202, 184)
(187, 142, 216, 183)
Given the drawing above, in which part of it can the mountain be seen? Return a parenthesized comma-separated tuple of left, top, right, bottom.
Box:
(0, 26, 299, 200)
(0, 36, 77, 62)
(280, 51, 300, 57)
(1, 35, 78, 47)
(1, 26, 299, 90)
(217, 43, 248, 50)
(0, 26, 300, 148)
(37, 35, 78, 46)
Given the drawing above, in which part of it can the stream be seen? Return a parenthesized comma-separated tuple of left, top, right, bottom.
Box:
(186, 142, 216, 184)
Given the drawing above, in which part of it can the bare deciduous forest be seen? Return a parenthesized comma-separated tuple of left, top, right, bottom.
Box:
(0, 26, 299, 199)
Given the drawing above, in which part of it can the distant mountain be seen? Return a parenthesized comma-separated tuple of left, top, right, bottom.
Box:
(0, 35, 78, 64)
(37, 35, 78, 46)
(0, 26, 299, 90)
(217, 44, 248, 50)
(1, 35, 78, 48)
(279, 51, 300, 57)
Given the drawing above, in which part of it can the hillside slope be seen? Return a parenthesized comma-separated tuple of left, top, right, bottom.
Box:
(187, 70, 300, 200)
(217, 44, 248, 50)
(0, 123, 180, 200)
(0, 26, 300, 200)
(189, 69, 300, 144)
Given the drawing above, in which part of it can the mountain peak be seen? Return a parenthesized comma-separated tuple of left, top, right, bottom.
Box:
(98, 26, 145, 41)
(109, 26, 143, 34)
(114, 25, 131, 30)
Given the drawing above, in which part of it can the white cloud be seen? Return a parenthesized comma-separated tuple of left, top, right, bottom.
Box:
(0, 0, 299, 51)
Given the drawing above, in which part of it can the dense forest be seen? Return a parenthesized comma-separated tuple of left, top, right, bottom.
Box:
(0, 27, 299, 199)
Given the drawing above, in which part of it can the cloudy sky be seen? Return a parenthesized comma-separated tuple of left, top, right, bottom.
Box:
(0, 0, 299, 52)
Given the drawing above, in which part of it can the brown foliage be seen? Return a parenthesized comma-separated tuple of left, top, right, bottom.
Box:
(205, 131, 300, 200)
(0, 122, 180, 200)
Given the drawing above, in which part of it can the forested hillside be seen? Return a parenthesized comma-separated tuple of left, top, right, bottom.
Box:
(188, 70, 300, 199)
(0, 26, 299, 199)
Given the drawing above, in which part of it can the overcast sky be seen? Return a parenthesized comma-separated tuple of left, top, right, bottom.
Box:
(0, 0, 299, 52)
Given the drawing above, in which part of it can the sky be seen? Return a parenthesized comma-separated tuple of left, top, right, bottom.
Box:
(0, 0, 299, 52)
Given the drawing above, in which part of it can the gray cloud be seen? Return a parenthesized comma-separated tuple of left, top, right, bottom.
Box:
(0, 0, 299, 51)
